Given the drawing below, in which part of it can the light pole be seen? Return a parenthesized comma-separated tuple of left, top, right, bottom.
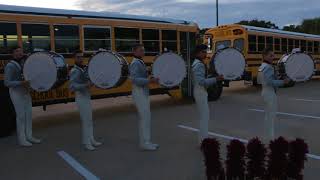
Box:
(216, 0, 219, 26)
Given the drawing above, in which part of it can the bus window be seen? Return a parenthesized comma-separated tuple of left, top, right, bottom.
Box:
(266, 36, 273, 50)
(115, 27, 139, 53)
(307, 41, 313, 53)
(233, 38, 244, 51)
(281, 38, 288, 53)
(301, 40, 306, 52)
(314, 41, 319, 55)
(21, 24, 50, 53)
(180, 31, 196, 61)
(215, 40, 231, 50)
(258, 36, 265, 52)
(0, 22, 18, 55)
(142, 29, 159, 55)
(83, 26, 111, 52)
(162, 30, 177, 52)
(54, 25, 80, 54)
(274, 38, 281, 52)
(248, 35, 257, 52)
(180, 31, 187, 54)
(288, 39, 294, 52)
(295, 40, 300, 48)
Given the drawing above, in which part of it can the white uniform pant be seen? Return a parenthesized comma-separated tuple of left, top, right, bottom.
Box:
(262, 88, 278, 142)
(132, 86, 151, 146)
(193, 85, 209, 142)
(9, 87, 33, 144)
(75, 91, 94, 145)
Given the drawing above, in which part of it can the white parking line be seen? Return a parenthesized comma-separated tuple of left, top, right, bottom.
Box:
(177, 125, 320, 161)
(57, 151, 100, 180)
(178, 125, 248, 143)
(248, 108, 320, 120)
(292, 98, 320, 102)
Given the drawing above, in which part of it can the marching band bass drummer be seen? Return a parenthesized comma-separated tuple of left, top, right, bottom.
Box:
(4, 46, 41, 147)
(258, 48, 290, 142)
(192, 44, 224, 143)
(129, 44, 159, 151)
(69, 50, 102, 151)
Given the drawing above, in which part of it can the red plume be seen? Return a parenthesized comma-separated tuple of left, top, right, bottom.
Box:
(287, 138, 309, 180)
(201, 138, 225, 180)
(225, 139, 246, 180)
(246, 137, 267, 179)
(266, 136, 289, 179)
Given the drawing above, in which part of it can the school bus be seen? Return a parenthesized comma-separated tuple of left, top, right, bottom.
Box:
(203, 24, 320, 85)
(0, 5, 205, 137)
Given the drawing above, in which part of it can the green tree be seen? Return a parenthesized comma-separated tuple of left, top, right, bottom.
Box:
(237, 19, 279, 29)
(283, 17, 320, 35)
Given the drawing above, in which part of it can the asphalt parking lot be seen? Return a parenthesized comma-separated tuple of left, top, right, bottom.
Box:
(1, 79, 320, 180)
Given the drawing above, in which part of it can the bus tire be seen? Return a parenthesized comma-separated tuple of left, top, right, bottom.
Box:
(0, 84, 16, 138)
(207, 84, 223, 101)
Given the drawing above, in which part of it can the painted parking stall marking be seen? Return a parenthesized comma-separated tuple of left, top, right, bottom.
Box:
(248, 108, 320, 120)
(57, 151, 100, 180)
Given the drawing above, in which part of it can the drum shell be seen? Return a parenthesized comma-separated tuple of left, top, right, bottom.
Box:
(113, 53, 129, 88)
(52, 53, 68, 89)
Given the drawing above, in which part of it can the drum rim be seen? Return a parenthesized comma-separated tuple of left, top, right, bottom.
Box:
(152, 52, 187, 87)
(211, 47, 246, 80)
(279, 52, 315, 81)
(87, 50, 128, 89)
(23, 51, 61, 92)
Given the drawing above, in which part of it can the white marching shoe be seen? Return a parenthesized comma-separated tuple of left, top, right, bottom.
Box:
(19, 141, 32, 147)
(140, 142, 159, 151)
(84, 144, 96, 151)
(91, 139, 102, 147)
(27, 137, 42, 144)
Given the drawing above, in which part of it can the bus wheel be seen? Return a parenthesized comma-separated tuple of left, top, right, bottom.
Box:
(0, 86, 16, 138)
(207, 84, 223, 101)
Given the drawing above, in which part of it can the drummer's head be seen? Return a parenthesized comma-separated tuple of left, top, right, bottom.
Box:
(73, 50, 84, 66)
(195, 44, 208, 60)
(11, 46, 24, 62)
(132, 44, 145, 59)
(262, 48, 275, 64)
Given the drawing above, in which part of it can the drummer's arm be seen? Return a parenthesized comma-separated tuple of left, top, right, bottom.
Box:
(264, 68, 284, 87)
(69, 69, 88, 91)
(4, 64, 22, 88)
(193, 64, 216, 88)
(129, 63, 149, 86)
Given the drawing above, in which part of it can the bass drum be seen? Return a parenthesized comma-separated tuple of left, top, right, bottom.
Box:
(152, 52, 186, 88)
(210, 47, 246, 80)
(88, 51, 128, 89)
(278, 52, 314, 82)
(23, 52, 68, 92)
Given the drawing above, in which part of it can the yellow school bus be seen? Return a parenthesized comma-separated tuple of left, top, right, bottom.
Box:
(0, 4, 199, 136)
(204, 24, 320, 85)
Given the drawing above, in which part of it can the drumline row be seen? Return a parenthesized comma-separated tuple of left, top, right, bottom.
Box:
(23, 50, 187, 92)
(23, 47, 316, 93)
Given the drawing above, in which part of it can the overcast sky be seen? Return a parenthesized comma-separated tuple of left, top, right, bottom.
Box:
(0, 0, 319, 28)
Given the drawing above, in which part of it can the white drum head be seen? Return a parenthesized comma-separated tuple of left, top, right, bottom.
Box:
(88, 52, 123, 89)
(152, 53, 186, 88)
(282, 53, 314, 82)
(23, 53, 57, 92)
(213, 48, 246, 80)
